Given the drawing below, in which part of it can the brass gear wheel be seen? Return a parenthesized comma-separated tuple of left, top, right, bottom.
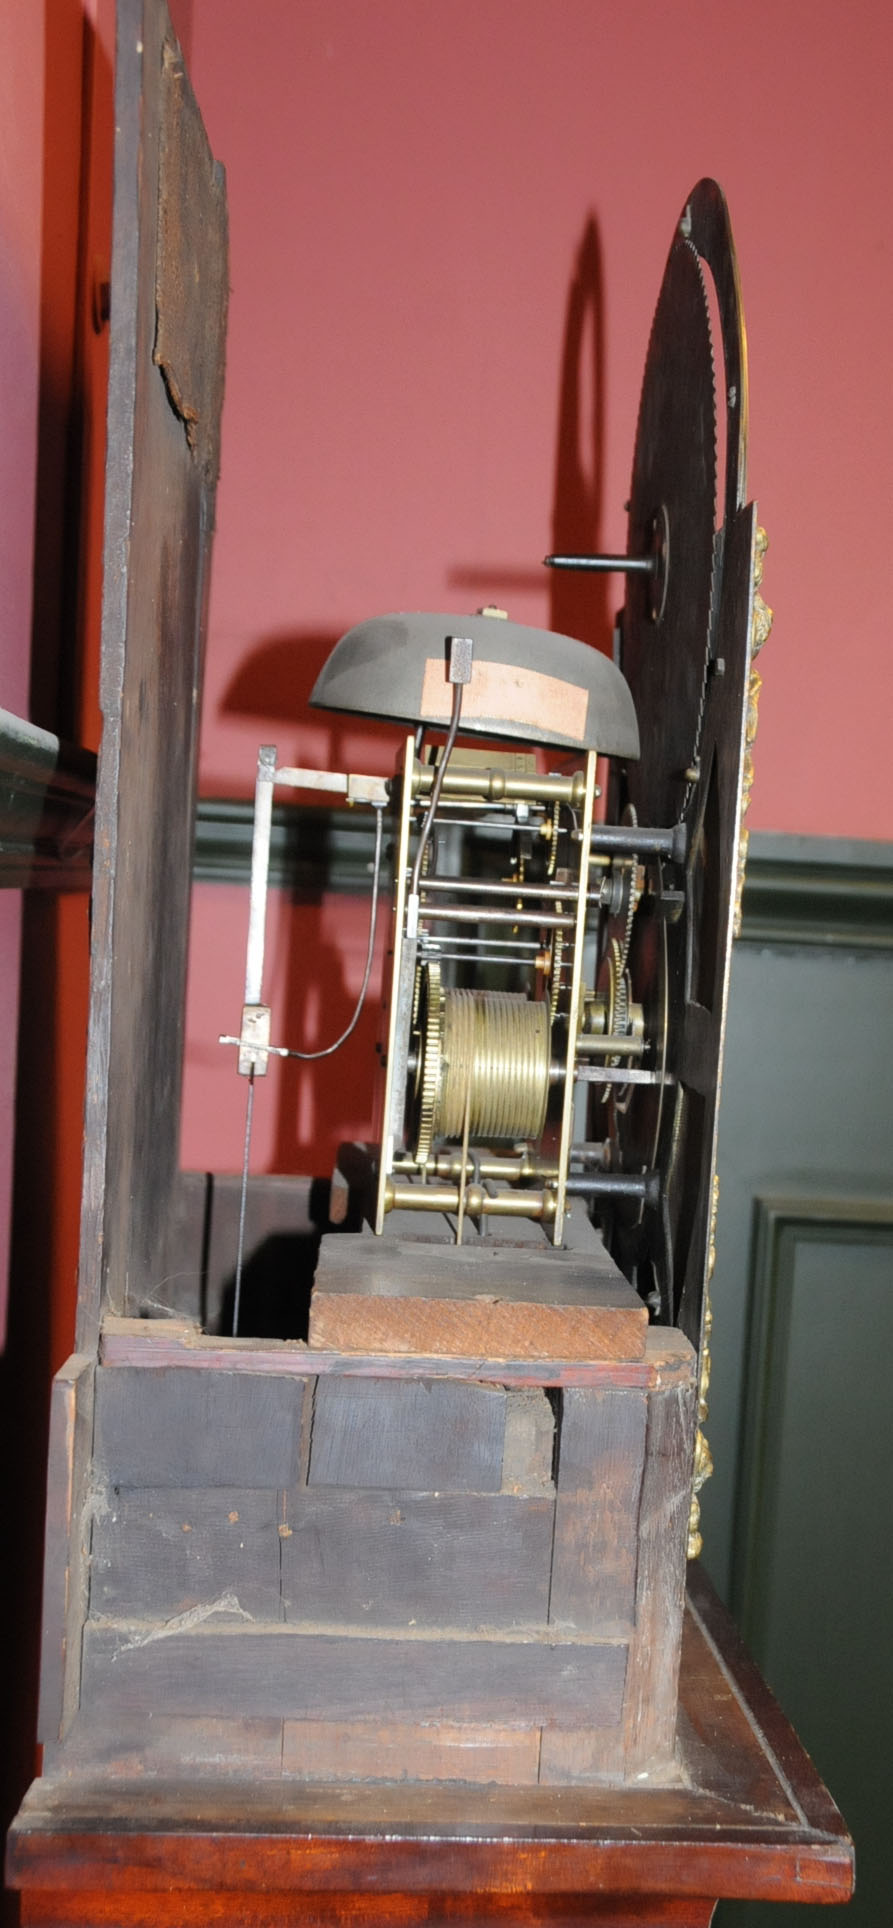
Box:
(411, 965, 550, 1162)
(413, 961, 443, 1165)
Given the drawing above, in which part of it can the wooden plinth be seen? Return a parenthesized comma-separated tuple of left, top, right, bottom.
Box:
(6, 1571, 853, 1928)
(37, 1319, 694, 1791)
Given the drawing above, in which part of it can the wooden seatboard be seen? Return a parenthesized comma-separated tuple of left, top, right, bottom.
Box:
(309, 1234, 648, 1361)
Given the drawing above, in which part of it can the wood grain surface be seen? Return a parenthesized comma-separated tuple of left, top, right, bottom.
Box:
(309, 1236, 648, 1361)
(80, 1622, 628, 1728)
(98, 1318, 695, 1390)
(8, 1581, 854, 1924)
(10, 1573, 856, 1920)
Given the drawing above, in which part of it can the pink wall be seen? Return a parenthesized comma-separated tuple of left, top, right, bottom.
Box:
(0, 0, 114, 1349)
(0, 0, 44, 1337)
(0, 0, 42, 719)
(182, 0, 893, 1175)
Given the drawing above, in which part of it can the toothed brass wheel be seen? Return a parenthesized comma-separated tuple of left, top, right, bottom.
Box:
(413, 961, 443, 1165)
(410, 962, 550, 1162)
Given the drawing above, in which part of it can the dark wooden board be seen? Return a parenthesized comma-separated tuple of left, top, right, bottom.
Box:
(281, 1490, 554, 1630)
(307, 1376, 506, 1492)
(77, 0, 227, 1344)
(44, 1711, 285, 1782)
(98, 1320, 698, 1391)
(310, 1234, 647, 1361)
(94, 1365, 304, 1487)
(312, 1234, 644, 1304)
(80, 1623, 628, 1727)
(549, 1389, 647, 1635)
(619, 1381, 697, 1774)
(47, 1710, 542, 1790)
(8, 1575, 857, 1921)
(89, 1486, 283, 1620)
(309, 1293, 647, 1363)
(36, 1356, 94, 1745)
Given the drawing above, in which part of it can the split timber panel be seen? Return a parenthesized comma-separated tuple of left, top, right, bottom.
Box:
(75, 1359, 695, 1785)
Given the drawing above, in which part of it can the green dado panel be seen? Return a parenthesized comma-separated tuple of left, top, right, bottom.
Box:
(715, 1206, 893, 1928)
(731, 1206, 893, 1928)
(702, 943, 893, 1593)
(701, 872, 893, 1928)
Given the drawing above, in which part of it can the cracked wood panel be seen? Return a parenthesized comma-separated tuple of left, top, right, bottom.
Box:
(549, 1388, 648, 1636)
(13, 1581, 853, 1919)
(78, 0, 227, 1344)
(81, 1358, 674, 1770)
(36, 1357, 95, 1744)
(92, 1488, 556, 1631)
(77, 1330, 697, 1786)
(80, 1622, 628, 1727)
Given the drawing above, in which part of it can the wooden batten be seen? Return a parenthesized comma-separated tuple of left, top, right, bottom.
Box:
(309, 1232, 649, 1361)
(36, 1356, 94, 1745)
(81, 1624, 629, 1729)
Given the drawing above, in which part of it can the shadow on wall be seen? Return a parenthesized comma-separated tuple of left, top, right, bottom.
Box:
(213, 214, 618, 1181)
(220, 625, 405, 783)
(215, 1174, 348, 1340)
(449, 214, 615, 654)
(548, 215, 613, 652)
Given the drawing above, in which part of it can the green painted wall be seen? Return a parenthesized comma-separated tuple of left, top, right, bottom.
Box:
(701, 836, 893, 1928)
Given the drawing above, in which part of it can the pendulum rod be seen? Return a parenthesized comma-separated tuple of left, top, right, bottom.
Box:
(232, 1068, 255, 1337)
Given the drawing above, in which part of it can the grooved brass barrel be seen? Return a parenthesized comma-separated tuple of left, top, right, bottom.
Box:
(436, 989, 550, 1143)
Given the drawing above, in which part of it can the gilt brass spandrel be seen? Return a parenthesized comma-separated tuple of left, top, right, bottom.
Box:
(733, 526, 774, 941)
(688, 1169, 719, 1560)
